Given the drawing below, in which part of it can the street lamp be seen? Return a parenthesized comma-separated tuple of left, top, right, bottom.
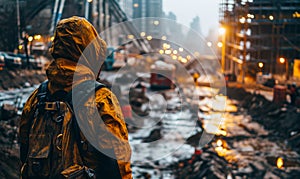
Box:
(217, 42, 223, 48)
(279, 57, 289, 80)
(28, 36, 33, 42)
(258, 62, 264, 73)
(153, 20, 160, 26)
(207, 41, 212, 47)
(140, 32, 146, 37)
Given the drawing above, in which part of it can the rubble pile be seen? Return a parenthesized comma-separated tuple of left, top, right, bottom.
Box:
(0, 104, 18, 120)
(0, 69, 46, 90)
(173, 86, 300, 179)
(227, 87, 300, 153)
(0, 116, 20, 179)
(170, 148, 233, 179)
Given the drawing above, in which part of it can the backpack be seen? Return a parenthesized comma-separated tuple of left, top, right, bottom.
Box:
(21, 80, 122, 179)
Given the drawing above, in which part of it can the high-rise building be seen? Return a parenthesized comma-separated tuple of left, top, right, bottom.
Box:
(248, 0, 300, 75)
(219, 0, 300, 81)
(132, 0, 162, 33)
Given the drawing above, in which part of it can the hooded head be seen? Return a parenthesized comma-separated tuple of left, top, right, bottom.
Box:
(47, 16, 107, 92)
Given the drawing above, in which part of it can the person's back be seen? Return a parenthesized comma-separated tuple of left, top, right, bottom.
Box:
(19, 16, 132, 179)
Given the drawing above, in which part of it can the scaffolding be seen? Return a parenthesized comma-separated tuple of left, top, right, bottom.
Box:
(219, 0, 300, 81)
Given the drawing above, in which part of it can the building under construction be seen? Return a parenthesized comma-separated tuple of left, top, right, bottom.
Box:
(219, 0, 300, 81)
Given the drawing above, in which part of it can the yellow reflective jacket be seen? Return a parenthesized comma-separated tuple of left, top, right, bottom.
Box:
(19, 16, 132, 179)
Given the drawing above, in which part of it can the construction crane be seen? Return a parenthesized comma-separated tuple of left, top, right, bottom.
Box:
(108, 0, 152, 54)
(49, 0, 66, 36)
(22, 0, 152, 54)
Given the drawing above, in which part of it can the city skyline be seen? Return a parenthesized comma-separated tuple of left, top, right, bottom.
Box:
(162, 0, 219, 36)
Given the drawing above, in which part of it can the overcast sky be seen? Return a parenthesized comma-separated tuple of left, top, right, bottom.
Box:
(163, 0, 219, 36)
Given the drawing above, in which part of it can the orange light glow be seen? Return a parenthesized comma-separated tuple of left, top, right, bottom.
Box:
(276, 157, 284, 169)
(279, 57, 285, 64)
(216, 139, 223, 147)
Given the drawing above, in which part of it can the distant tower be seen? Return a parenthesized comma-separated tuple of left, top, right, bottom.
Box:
(190, 16, 202, 35)
(132, 0, 162, 33)
(166, 11, 177, 21)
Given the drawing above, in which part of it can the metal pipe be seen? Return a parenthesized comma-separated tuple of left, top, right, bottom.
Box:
(56, 0, 66, 25)
(85, 0, 89, 20)
(16, 0, 21, 45)
(49, 0, 59, 35)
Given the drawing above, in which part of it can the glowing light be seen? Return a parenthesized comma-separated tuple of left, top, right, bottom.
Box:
(219, 27, 226, 35)
(34, 35, 41, 40)
(181, 58, 187, 63)
(179, 47, 184, 52)
(165, 49, 172, 55)
(239, 17, 246, 24)
(269, 15, 274, 20)
(186, 55, 191, 60)
(161, 36, 167, 40)
(87, 0, 92, 2)
(18, 45, 23, 50)
(279, 57, 285, 64)
(293, 12, 300, 18)
(217, 42, 223, 48)
(127, 34, 134, 39)
(276, 157, 284, 169)
(146, 35, 152, 41)
(153, 20, 160, 25)
(217, 139, 223, 147)
(258, 62, 264, 68)
(50, 36, 55, 41)
(247, 13, 255, 19)
(163, 43, 170, 49)
(140, 32, 146, 37)
(28, 36, 33, 42)
(218, 130, 227, 136)
(207, 42, 212, 47)
(172, 55, 177, 60)
(173, 50, 178, 55)
(159, 50, 164, 54)
(133, 3, 139, 8)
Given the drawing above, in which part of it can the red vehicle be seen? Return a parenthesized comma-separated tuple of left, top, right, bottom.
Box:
(150, 61, 175, 89)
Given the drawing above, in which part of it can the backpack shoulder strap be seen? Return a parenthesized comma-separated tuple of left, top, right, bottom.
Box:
(36, 80, 49, 102)
(21, 81, 49, 164)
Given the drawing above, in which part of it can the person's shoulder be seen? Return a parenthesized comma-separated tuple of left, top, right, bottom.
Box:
(96, 86, 111, 95)
(22, 88, 39, 113)
(95, 87, 115, 101)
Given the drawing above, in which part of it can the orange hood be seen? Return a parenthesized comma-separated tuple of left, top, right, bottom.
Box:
(47, 16, 106, 93)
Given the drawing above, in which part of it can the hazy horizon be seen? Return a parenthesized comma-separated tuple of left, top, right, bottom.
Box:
(163, 0, 219, 37)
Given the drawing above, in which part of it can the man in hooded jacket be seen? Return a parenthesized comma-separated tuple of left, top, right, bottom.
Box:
(19, 16, 132, 179)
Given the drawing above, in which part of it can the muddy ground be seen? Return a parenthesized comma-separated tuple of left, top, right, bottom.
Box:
(1, 70, 300, 178)
(0, 69, 46, 90)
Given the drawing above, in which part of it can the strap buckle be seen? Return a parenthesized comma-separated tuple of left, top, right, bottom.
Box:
(45, 102, 57, 110)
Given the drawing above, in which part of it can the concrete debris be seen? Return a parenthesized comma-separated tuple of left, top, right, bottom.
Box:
(173, 86, 300, 178)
